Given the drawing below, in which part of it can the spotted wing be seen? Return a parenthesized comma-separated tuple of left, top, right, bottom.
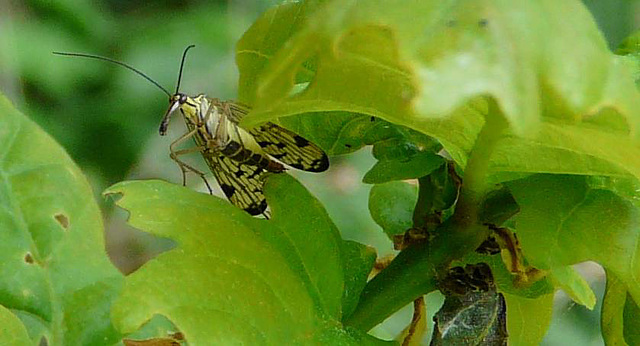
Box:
(203, 153, 268, 216)
(249, 122, 329, 172)
(221, 99, 329, 172)
(224, 101, 250, 123)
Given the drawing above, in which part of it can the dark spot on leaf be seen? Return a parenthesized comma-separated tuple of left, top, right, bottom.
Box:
(123, 338, 180, 346)
(24, 252, 34, 264)
(345, 144, 352, 148)
(478, 19, 488, 27)
(170, 332, 185, 341)
(39, 337, 48, 346)
(55, 213, 69, 229)
(370, 116, 376, 122)
(446, 19, 457, 27)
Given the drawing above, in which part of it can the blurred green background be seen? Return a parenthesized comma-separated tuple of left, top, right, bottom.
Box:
(1, 0, 638, 344)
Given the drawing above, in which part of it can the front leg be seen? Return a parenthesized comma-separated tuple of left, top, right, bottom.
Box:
(169, 128, 214, 194)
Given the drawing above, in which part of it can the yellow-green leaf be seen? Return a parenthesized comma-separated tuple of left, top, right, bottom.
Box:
(0, 305, 31, 346)
(107, 176, 385, 345)
(0, 94, 122, 345)
(503, 293, 554, 346)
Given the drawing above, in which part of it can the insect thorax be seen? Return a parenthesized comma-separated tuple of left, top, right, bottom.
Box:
(179, 95, 266, 158)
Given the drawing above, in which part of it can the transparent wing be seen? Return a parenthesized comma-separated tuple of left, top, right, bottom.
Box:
(203, 152, 268, 216)
(249, 122, 329, 172)
(216, 99, 249, 124)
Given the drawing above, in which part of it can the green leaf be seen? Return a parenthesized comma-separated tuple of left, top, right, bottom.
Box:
(237, 1, 640, 187)
(507, 174, 640, 305)
(341, 241, 376, 321)
(278, 112, 370, 156)
(478, 187, 519, 225)
(602, 271, 628, 345)
(602, 270, 640, 345)
(239, 0, 639, 141)
(623, 283, 640, 344)
(369, 182, 417, 238)
(119, 315, 183, 345)
(0, 305, 31, 346)
(0, 94, 123, 344)
(236, 1, 321, 105)
(363, 152, 444, 184)
(616, 29, 640, 87)
(587, 176, 640, 207)
(107, 175, 384, 344)
(279, 111, 441, 157)
(10, 309, 47, 344)
(422, 164, 460, 213)
(456, 253, 554, 300)
(254, 175, 345, 319)
(488, 121, 640, 183)
(549, 266, 596, 310)
(367, 124, 441, 162)
(503, 293, 554, 346)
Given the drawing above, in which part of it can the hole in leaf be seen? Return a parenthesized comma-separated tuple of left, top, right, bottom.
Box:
(123, 332, 184, 346)
(123, 338, 180, 345)
(170, 332, 185, 341)
(24, 252, 34, 264)
(54, 213, 69, 229)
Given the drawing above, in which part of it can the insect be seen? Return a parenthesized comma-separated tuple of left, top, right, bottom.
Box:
(54, 46, 329, 216)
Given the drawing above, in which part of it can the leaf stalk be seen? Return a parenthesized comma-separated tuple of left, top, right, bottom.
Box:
(344, 102, 508, 331)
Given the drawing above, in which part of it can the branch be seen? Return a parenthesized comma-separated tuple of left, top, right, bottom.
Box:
(343, 102, 508, 331)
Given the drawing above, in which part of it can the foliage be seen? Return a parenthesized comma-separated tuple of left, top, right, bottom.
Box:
(2, 0, 640, 345)
(0, 95, 122, 344)
(105, 177, 382, 345)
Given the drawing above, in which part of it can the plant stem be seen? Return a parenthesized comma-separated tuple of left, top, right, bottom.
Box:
(452, 102, 508, 228)
(343, 104, 507, 331)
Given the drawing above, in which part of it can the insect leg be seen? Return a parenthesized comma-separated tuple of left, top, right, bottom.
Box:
(169, 127, 199, 152)
(170, 149, 214, 194)
(169, 128, 214, 194)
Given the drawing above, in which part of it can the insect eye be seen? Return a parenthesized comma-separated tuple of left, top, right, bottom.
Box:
(179, 94, 187, 104)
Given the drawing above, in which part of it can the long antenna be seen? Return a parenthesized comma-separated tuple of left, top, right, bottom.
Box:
(175, 45, 195, 94)
(52, 51, 172, 97)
